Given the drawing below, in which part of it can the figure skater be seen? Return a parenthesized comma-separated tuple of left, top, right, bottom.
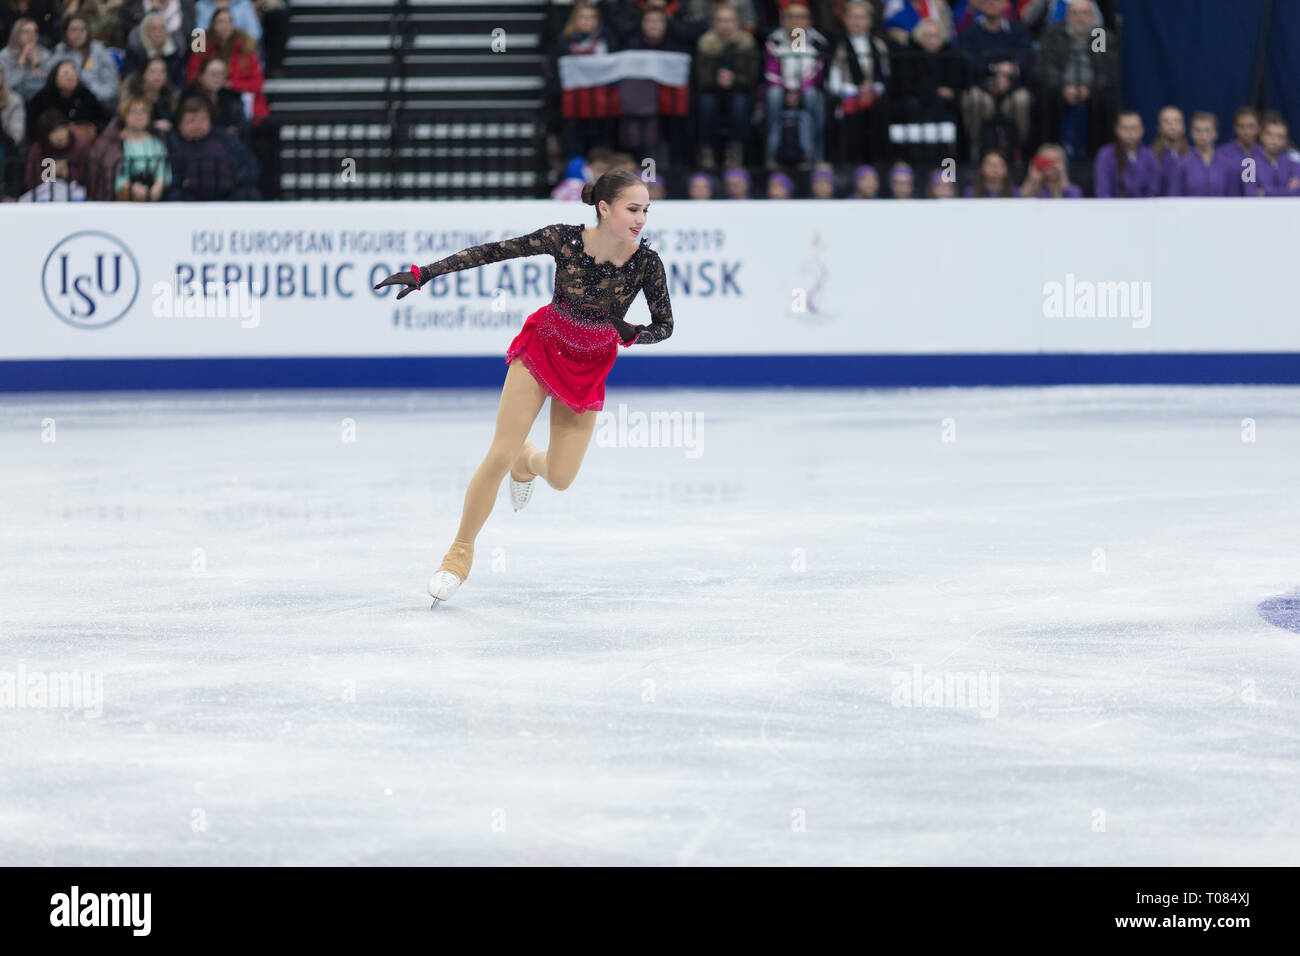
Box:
(373, 169, 674, 604)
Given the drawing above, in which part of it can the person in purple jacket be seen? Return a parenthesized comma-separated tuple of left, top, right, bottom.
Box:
(1172, 111, 1236, 196)
(1214, 106, 1267, 197)
(1151, 105, 1189, 196)
(1252, 111, 1300, 197)
(1093, 110, 1160, 197)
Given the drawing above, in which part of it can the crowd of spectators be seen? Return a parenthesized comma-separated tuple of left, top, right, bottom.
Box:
(0, 0, 287, 201)
(546, 0, 1300, 198)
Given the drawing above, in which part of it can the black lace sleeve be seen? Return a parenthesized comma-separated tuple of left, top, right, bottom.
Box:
(631, 249, 674, 345)
(417, 223, 563, 285)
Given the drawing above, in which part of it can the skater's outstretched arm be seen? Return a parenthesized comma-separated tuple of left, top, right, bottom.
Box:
(373, 224, 564, 299)
(619, 250, 674, 346)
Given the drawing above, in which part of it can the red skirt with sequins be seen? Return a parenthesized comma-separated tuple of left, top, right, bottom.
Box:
(504, 302, 629, 414)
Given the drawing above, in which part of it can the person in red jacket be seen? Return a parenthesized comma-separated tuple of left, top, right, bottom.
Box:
(187, 6, 267, 125)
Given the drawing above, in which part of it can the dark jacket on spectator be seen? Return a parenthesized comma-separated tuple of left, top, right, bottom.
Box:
(167, 124, 259, 200)
(605, 0, 708, 50)
(25, 80, 110, 142)
(181, 80, 251, 142)
(1035, 21, 1116, 96)
(958, 15, 1033, 87)
(86, 114, 121, 200)
(24, 131, 92, 190)
(892, 41, 963, 104)
(121, 25, 191, 91)
(693, 26, 761, 93)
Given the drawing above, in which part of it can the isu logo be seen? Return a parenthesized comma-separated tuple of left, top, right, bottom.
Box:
(41, 231, 140, 329)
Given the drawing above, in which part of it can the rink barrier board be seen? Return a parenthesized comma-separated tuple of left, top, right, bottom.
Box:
(4, 353, 1300, 391)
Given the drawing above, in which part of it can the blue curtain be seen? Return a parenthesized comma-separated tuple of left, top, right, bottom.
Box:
(1119, 0, 1278, 142)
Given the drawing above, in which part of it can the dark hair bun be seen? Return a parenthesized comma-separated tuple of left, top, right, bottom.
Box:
(580, 181, 595, 205)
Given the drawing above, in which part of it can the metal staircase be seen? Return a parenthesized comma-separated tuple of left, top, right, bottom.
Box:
(268, 0, 550, 199)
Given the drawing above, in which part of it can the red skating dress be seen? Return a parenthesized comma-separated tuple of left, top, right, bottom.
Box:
(415, 223, 674, 413)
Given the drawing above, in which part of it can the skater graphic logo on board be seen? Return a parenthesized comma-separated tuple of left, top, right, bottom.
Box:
(785, 231, 837, 324)
(41, 231, 141, 330)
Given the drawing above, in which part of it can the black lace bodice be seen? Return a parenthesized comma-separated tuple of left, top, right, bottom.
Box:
(416, 222, 674, 345)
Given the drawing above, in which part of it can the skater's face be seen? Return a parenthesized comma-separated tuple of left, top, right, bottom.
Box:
(600, 184, 649, 241)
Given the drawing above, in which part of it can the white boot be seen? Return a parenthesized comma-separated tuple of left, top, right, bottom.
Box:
(509, 440, 538, 512)
(428, 537, 473, 605)
(428, 570, 463, 603)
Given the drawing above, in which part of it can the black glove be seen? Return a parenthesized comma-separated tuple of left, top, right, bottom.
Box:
(611, 315, 643, 344)
(373, 265, 424, 300)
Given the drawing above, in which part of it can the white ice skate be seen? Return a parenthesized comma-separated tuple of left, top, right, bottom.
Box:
(510, 440, 538, 512)
(428, 570, 463, 605)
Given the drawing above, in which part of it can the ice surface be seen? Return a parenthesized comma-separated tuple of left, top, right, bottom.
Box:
(1, 384, 1298, 865)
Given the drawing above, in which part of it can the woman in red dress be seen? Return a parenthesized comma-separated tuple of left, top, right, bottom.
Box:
(374, 170, 675, 604)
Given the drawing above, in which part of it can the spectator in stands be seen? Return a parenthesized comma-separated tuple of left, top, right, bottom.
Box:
(253, 0, 289, 76)
(117, 0, 188, 50)
(723, 164, 751, 197)
(693, 1, 759, 170)
(1035, 0, 1114, 162)
(953, 0, 1023, 36)
(1215, 106, 1265, 197)
(1, 17, 51, 100)
(112, 94, 170, 199)
(850, 162, 879, 196)
(1093, 109, 1158, 197)
(1171, 111, 1233, 197)
(683, 0, 758, 34)
(810, 165, 835, 196)
(0, 0, 59, 49)
(926, 166, 956, 196)
(1020, 141, 1080, 196)
(827, 1, 890, 165)
(959, 0, 1031, 161)
(550, 2, 618, 158)
(766, 169, 795, 197)
(763, 1, 830, 168)
(883, 0, 953, 46)
(963, 146, 1017, 195)
(25, 59, 110, 143)
(888, 159, 913, 196)
(24, 107, 91, 190)
(120, 55, 178, 134)
(606, 0, 709, 50)
(1254, 111, 1300, 197)
(1150, 104, 1188, 196)
(184, 56, 250, 143)
(188, 7, 268, 125)
(122, 10, 189, 90)
(0, 57, 22, 143)
(891, 18, 961, 162)
(618, 6, 690, 164)
(62, 0, 125, 47)
(50, 15, 121, 112)
(195, 0, 261, 46)
(167, 95, 239, 199)
(686, 170, 714, 198)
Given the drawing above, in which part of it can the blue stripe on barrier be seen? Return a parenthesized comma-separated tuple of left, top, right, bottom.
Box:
(2, 354, 1300, 391)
